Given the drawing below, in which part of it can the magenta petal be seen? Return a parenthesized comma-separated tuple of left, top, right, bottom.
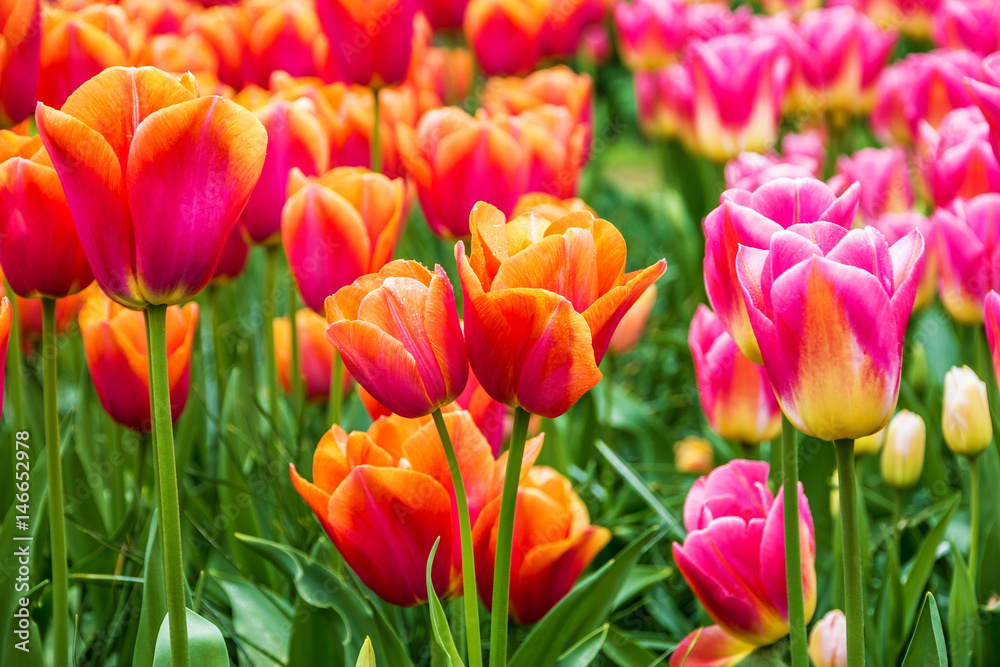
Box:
(750, 178, 836, 228)
(757, 484, 817, 623)
(682, 460, 772, 531)
(888, 229, 926, 335)
(669, 625, 757, 667)
(824, 226, 895, 294)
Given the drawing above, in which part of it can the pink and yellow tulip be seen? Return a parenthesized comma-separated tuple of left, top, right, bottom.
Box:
(967, 53, 1000, 164)
(934, 194, 1000, 323)
(808, 610, 848, 667)
(932, 0, 1000, 55)
(828, 147, 913, 224)
(918, 106, 1000, 207)
(613, 0, 688, 70)
(464, 0, 547, 76)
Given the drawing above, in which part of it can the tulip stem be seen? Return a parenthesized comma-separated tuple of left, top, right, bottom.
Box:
(489, 407, 531, 667)
(834, 438, 865, 667)
(371, 89, 382, 174)
(42, 298, 69, 667)
(145, 304, 190, 667)
(207, 285, 227, 405)
(263, 246, 280, 430)
(328, 351, 342, 427)
(781, 415, 808, 667)
(431, 409, 483, 667)
(969, 457, 980, 582)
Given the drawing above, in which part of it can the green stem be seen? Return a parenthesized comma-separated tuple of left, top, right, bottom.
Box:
(835, 438, 865, 667)
(781, 415, 808, 667)
(208, 286, 226, 405)
(288, 278, 301, 407)
(42, 298, 69, 667)
(431, 409, 483, 667)
(603, 354, 615, 447)
(328, 350, 342, 427)
(969, 457, 980, 583)
(263, 246, 279, 429)
(108, 414, 125, 527)
(371, 89, 382, 174)
(489, 407, 531, 667)
(145, 304, 190, 667)
(893, 490, 903, 558)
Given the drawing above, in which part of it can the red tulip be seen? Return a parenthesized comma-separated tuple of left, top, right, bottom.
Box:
(1, 0, 41, 125)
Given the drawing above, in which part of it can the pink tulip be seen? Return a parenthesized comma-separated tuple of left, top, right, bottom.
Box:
(809, 610, 848, 667)
(934, 194, 1000, 324)
(828, 147, 913, 223)
(737, 222, 924, 440)
(967, 53, 1000, 164)
(933, 0, 1000, 55)
(918, 106, 1000, 208)
(828, 0, 939, 39)
(671, 461, 817, 662)
(613, 0, 688, 70)
(686, 4, 752, 43)
(689, 305, 781, 444)
(703, 177, 861, 363)
(724, 132, 823, 191)
(634, 65, 693, 143)
(984, 290, 1000, 384)
(870, 211, 936, 311)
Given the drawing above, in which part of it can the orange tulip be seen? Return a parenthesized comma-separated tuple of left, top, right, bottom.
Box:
(0, 296, 9, 414)
(456, 203, 666, 417)
(79, 292, 198, 431)
(290, 410, 544, 606)
(464, 0, 547, 76)
(397, 107, 528, 238)
(674, 436, 715, 474)
(282, 166, 405, 313)
(145, 33, 220, 79)
(511, 105, 588, 199)
(275, 308, 352, 402)
(325, 260, 468, 419)
(183, 5, 250, 89)
(35, 66, 267, 308)
(410, 46, 475, 115)
(482, 66, 594, 144)
(1, 0, 41, 125)
(472, 465, 611, 624)
(15, 289, 93, 351)
(119, 0, 193, 35)
(511, 192, 594, 220)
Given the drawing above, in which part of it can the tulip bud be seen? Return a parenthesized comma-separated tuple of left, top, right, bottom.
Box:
(942, 366, 993, 458)
(853, 427, 885, 458)
(674, 436, 714, 474)
(880, 410, 926, 490)
(808, 610, 847, 667)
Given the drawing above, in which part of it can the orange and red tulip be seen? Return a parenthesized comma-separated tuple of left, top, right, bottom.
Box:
(0, 132, 93, 300)
(247, 0, 320, 86)
(398, 107, 528, 238)
(1, 0, 41, 125)
(275, 308, 351, 402)
(456, 203, 666, 418)
(15, 289, 93, 351)
(325, 260, 468, 419)
(290, 410, 543, 606)
(472, 465, 611, 624)
(410, 46, 475, 115)
(79, 292, 198, 431)
(282, 166, 406, 313)
(512, 105, 588, 199)
(482, 66, 594, 148)
(464, 0, 547, 76)
(119, 0, 194, 35)
(183, 5, 251, 89)
(35, 66, 267, 308)
(145, 33, 220, 80)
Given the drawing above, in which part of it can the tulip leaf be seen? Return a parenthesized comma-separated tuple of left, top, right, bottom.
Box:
(947, 543, 978, 667)
(288, 597, 353, 666)
(601, 625, 661, 667)
(614, 565, 673, 608)
(152, 608, 228, 667)
(134, 511, 167, 667)
(597, 442, 684, 539)
(425, 538, 464, 667)
(508, 527, 662, 667)
(902, 494, 960, 629)
(553, 624, 609, 666)
(212, 571, 292, 666)
(900, 593, 947, 667)
(356, 636, 377, 667)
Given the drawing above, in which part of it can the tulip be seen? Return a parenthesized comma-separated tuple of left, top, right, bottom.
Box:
(828, 0, 937, 38)
(686, 34, 789, 162)
(808, 610, 848, 667)
(210, 225, 250, 284)
(933, 0, 1000, 55)
(275, 308, 351, 402)
(410, 47, 475, 115)
(247, 0, 320, 86)
(424, 0, 470, 29)
(686, 4, 753, 43)
(397, 107, 528, 238)
(35, 66, 267, 309)
(919, 106, 1000, 208)
(78, 292, 198, 431)
(854, 428, 885, 457)
(37, 4, 133, 109)
(934, 194, 1000, 323)
(689, 305, 781, 445)
(464, 0, 547, 76)
(456, 202, 666, 418)
(510, 192, 594, 221)
(942, 366, 992, 459)
(1, 0, 41, 125)
(870, 211, 936, 311)
(608, 284, 657, 354)
(119, 0, 192, 35)
(671, 461, 817, 656)
(145, 33, 220, 81)
(737, 222, 924, 441)
(828, 147, 913, 224)
(704, 177, 861, 364)
(15, 290, 92, 350)
(724, 152, 818, 192)
(580, 24, 611, 65)
(314, 0, 419, 88)
(511, 105, 588, 199)
(612, 0, 686, 70)
(967, 53, 1000, 164)
(325, 260, 467, 419)
(241, 96, 330, 245)
(634, 65, 693, 143)
(542, 0, 606, 59)
(472, 465, 611, 623)
(282, 166, 405, 313)
(290, 410, 544, 606)
(674, 435, 714, 474)
(183, 5, 250, 90)
(761, 0, 820, 17)
(879, 410, 926, 489)
(795, 7, 896, 114)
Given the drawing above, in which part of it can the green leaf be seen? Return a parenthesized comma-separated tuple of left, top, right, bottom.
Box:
(901, 593, 947, 667)
(902, 494, 960, 629)
(553, 625, 609, 666)
(134, 511, 167, 667)
(601, 625, 660, 667)
(213, 571, 292, 666)
(356, 637, 377, 667)
(288, 598, 352, 667)
(153, 608, 228, 667)
(947, 543, 978, 667)
(597, 442, 683, 539)
(426, 538, 464, 667)
(508, 527, 662, 667)
(614, 565, 672, 609)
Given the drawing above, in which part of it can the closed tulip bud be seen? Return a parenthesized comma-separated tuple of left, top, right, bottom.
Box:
(291, 410, 543, 606)
(275, 309, 351, 402)
(457, 203, 666, 418)
(247, 0, 320, 86)
(934, 194, 1000, 323)
(325, 260, 467, 419)
(609, 285, 657, 355)
(464, 0, 547, 76)
(473, 465, 611, 623)
(210, 226, 250, 285)
(968, 53, 1000, 165)
(808, 610, 847, 667)
(919, 106, 1000, 208)
(542, 0, 606, 59)
(674, 436, 714, 474)
(282, 166, 406, 313)
(424, 0, 470, 29)
(880, 410, 926, 489)
(315, 0, 419, 88)
(0, 297, 9, 416)
(943, 366, 992, 459)
(1, 0, 41, 125)
(397, 107, 528, 238)
(36, 66, 267, 308)
(828, 147, 913, 224)
(79, 292, 198, 432)
(853, 427, 885, 457)
(737, 222, 924, 441)
(933, 0, 1000, 55)
(689, 305, 781, 444)
(183, 6, 250, 90)
(14, 289, 93, 350)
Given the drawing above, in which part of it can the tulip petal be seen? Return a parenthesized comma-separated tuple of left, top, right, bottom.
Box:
(888, 229, 925, 336)
(544, 212, 627, 294)
(583, 260, 667, 364)
(289, 463, 335, 534)
(669, 626, 757, 667)
(758, 485, 817, 624)
(682, 460, 772, 532)
(491, 228, 600, 312)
